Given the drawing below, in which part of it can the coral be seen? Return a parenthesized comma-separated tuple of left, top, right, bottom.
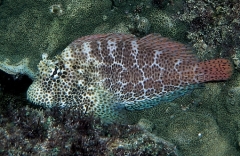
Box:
(136, 16, 151, 33)
(127, 14, 151, 36)
(137, 118, 155, 132)
(226, 86, 240, 113)
(107, 124, 178, 155)
(166, 112, 231, 156)
(0, 58, 35, 80)
(0, 94, 179, 155)
(1, 0, 240, 155)
(179, 0, 240, 59)
(124, 77, 240, 156)
(0, 0, 112, 78)
(109, 0, 187, 39)
(0, 0, 190, 81)
(152, 0, 172, 9)
(49, 4, 63, 16)
(149, 7, 188, 42)
(225, 72, 240, 115)
(231, 48, 240, 70)
(111, 0, 152, 13)
(93, 22, 130, 34)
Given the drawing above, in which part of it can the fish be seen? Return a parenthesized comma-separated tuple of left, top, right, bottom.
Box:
(27, 33, 233, 122)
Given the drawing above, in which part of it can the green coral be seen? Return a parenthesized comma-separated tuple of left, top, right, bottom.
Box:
(0, 0, 111, 78)
(125, 76, 240, 155)
(149, 8, 188, 42)
(127, 88, 238, 155)
(0, 0, 190, 79)
(166, 112, 232, 156)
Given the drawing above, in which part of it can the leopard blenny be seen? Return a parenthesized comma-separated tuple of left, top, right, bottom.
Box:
(27, 34, 233, 122)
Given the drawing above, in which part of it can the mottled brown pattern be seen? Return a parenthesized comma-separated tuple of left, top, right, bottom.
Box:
(27, 33, 233, 116)
(68, 34, 232, 102)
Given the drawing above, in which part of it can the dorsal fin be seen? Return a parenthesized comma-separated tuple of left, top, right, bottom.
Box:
(138, 34, 198, 63)
(71, 33, 136, 45)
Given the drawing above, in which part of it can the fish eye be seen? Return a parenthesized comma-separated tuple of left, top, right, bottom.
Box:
(50, 67, 61, 79)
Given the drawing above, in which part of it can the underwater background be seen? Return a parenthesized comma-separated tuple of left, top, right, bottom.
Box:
(0, 0, 240, 155)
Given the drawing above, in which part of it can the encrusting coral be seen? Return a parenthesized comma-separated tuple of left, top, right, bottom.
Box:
(0, 0, 112, 79)
(179, 0, 240, 59)
(0, 58, 35, 79)
(0, 0, 189, 80)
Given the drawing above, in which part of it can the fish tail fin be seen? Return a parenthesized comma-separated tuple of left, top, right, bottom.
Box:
(196, 59, 233, 82)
